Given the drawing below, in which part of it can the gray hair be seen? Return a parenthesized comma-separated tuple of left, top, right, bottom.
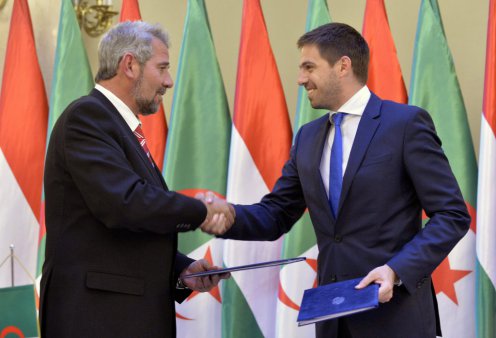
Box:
(95, 21, 170, 82)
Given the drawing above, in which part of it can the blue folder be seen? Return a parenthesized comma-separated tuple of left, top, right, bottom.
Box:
(297, 277, 379, 326)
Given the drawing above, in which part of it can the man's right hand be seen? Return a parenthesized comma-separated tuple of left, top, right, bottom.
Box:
(196, 191, 235, 235)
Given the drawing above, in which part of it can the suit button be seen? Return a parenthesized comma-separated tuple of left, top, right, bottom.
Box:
(334, 235, 342, 243)
(416, 281, 423, 288)
(330, 275, 337, 282)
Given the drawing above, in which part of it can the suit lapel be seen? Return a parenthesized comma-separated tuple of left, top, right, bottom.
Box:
(90, 89, 165, 187)
(152, 158, 168, 189)
(308, 115, 336, 224)
(339, 94, 382, 213)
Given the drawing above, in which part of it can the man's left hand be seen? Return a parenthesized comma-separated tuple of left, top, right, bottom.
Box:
(180, 258, 230, 292)
(355, 264, 398, 303)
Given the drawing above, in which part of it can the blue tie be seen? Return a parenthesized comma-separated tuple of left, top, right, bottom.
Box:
(329, 113, 346, 218)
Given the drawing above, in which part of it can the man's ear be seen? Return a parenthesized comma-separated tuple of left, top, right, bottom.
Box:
(120, 53, 140, 79)
(338, 56, 352, 77)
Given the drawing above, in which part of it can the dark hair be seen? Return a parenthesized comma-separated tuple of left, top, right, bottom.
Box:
(297, 23, 369, 84)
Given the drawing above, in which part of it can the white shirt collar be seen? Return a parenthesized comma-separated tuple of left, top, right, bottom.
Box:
(329, 85, 371, 122)
(95, 84, 140, 132)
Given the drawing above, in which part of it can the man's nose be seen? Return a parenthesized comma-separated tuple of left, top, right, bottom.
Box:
(163, 72, 173, 88)
(297, 71, 307, 86)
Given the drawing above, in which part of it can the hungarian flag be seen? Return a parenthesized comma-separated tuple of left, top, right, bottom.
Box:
(120, 0, 142, 21)
(120, 0, 168, 170)
(409, 0, 477, 336)
(0, 285, 38, 337)
(222, 0, 292, 337)
(37, 0, 94, 284)
(0, 0, 48, 289)
(362, 0, 407, 103)
(162, 0, 231, 337)
(476, 0, 496, 336)
(276, 1, 330, 337)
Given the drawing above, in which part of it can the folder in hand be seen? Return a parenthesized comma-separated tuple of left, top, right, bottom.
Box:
(297, 277, 379, 326)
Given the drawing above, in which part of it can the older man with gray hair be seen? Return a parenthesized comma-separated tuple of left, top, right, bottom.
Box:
(40, 21, 233, 337)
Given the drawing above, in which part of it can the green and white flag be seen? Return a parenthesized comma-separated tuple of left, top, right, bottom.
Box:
(410, 1, 477, 336)
(276, 1, 330, 337)
(163, 0, 231, 336)
(38, 0, 94, 285)
(0, 285, 38, 337)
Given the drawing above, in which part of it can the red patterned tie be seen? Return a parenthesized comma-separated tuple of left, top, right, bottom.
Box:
(133, 125, 154, 166)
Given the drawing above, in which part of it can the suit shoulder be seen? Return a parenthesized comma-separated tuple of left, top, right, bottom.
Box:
(381, 100, 426, 115)
(64, 94, 109, 118)
(297, 113, 329, 133)
(380, 100, 431, 123)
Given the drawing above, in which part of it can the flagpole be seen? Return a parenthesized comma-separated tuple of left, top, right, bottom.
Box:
(10, 244, 14, 287)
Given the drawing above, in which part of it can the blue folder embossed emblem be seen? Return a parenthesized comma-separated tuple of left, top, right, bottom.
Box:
(297, 277, 379, 326)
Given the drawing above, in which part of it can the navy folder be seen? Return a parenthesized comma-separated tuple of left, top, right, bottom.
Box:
(297, 277, 379, 326)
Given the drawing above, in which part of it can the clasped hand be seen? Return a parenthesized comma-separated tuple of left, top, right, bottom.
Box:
(196, 191, 235, 235)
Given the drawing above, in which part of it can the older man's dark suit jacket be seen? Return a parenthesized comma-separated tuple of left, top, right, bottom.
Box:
(40, 89, 207, 337)
(222, 93, 470, 338)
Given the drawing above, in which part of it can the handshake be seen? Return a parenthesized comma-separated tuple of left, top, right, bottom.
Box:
(196, 191, 235, 235)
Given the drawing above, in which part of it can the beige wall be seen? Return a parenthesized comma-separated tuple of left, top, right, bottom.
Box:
(0, 0, 488, 156)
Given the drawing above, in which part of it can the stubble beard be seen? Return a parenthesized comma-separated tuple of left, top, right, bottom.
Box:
(133, 71, 162, 116)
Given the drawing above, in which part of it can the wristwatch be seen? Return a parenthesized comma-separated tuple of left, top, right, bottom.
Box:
(176, 278, 189, 290)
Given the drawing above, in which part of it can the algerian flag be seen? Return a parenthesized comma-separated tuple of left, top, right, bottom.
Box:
(38, 0, 94, 284)
(410, 0, 478, 336)
(276, 1, 330, 338)
(0, 285, 38, 337)
(163, 0, 231, 336)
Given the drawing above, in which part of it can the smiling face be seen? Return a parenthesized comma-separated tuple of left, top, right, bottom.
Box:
(297, 44, 344, 112)
(133, 37, 173, 116)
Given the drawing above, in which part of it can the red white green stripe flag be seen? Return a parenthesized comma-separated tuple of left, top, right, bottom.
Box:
(119, 0, 168, 170)
(362, 0, 407, 103)
(410, 0, 478, 336)
(222, 0, 292, 337)
(0, 0, 48, 289)
(276, 1, 330, 337)
(162, 0, 231, 336)
(476, 0, 496, 336)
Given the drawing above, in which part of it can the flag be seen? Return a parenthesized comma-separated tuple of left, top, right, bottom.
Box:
(223, 0, 292, 337)
(0, 285, 38, 337)
(276, 1, 330, 337)
(362, 0, 407, 103)
(0, 0, 48, 288)
(120, 0, 168, 171)
(476, 0, 496, 336)
(119, 0, 142, 21)
(37, 0, 94, 281)
(409, 1, 477, 336)
(162, 0, 231, 336)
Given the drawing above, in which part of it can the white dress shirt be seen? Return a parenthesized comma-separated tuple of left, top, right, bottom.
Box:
(95, 84, 141, 132)
(320, 85, 371, 198)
